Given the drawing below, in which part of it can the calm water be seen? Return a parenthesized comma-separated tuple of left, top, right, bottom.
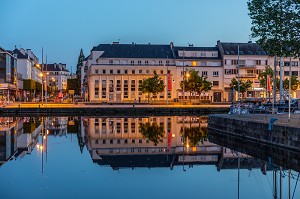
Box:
(0, 116, 299, 199)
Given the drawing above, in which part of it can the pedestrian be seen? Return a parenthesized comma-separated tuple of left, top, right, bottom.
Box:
(133, 99, 136, 108)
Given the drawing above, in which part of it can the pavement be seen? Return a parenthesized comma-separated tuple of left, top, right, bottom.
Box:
(3, 102, 231, 108)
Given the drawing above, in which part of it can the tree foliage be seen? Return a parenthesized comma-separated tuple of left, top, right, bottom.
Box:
(230, 78, 253, 97)
(140, 72, 165, 101)
(67, 78, 80, 94)
(180, 126, 207, 147)
(180, 69, 212, 101)
(23, 79, 36, 91)
(248, 0, 300, 57)
(258, 66, 274, 88)
(76, 49, 85, 76)
(139, 123, 165, 146)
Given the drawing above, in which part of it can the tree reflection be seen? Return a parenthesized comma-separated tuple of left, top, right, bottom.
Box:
(181, 126, 207, 147)
(139, 123, 165, 146)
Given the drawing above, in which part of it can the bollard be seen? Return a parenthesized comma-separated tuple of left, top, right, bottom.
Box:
(267, 117, 278, 130)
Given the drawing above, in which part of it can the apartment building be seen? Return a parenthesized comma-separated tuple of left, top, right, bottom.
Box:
(83, 42, 176, 102)
(42, 63, 70, 93)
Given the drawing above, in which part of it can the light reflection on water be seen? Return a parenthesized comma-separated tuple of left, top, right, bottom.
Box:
(0, 116, 298, 199)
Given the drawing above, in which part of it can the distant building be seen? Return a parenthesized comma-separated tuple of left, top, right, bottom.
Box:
(42, 63, 70, 93)
(0, 47, 17, 101)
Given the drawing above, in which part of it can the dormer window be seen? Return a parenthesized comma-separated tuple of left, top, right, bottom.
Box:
(131, 61, 134, 65)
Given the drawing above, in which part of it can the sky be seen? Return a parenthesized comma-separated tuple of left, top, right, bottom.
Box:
(0, 0, 252, 73)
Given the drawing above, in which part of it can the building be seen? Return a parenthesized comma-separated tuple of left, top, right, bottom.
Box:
(82, 41, 300, 103)
(82, 42, 225, 103)
(173, 45, 224, 102)
(0, 47, 17, 102)
(42, 63, 70, 95)
(12, 48, 40, 100)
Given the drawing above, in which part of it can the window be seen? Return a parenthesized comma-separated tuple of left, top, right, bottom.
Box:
(109, 80, 114, 92)
(102, 140, 106, 144)
(256, 60, 262, 65)
(102, 80, 106, 98)
(166, 60, 169, 66)
(124, 80, 128, 98)
(131, 61, 134, 65)
(132, 70, 135, 74)
(160, 70, 164, 74)
(146, 70, 150, 74)
(202, 71, 208, 76)
(110, 139, 113, 144)
(117, 69, 120, 74)
(116, 80, 121, 91)
(109, 69, 113, 74)
(124, 69, 128, 74)
(159, 61, 163, 65)
(292, 61, 299, 66)
(292, 71, 298, 76)
(213, 71, 219, 76)
(139, 70, 142, 74)
(200, 53, 206, 57)
(95, 69, 99, 74)
(213, 81, 219, 86)
(131, 80, 136, 91)
(103, 69, 106, 74)
(109, 60, 113, 65)
(138, 61, 141, 65)
(225, 69, 237, 75)
(145, 61, 149, 65)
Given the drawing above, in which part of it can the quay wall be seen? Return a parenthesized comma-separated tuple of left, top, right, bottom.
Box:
(0, 107, 229, 117)
(208, 114, 300, 152)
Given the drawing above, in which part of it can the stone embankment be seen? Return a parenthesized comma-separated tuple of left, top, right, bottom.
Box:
(208, 114, 300, 152)
(0, 106, 229, 117)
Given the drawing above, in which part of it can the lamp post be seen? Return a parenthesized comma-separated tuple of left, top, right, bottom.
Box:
(237, 44, 240, 102)
(182, 50, 185, 104)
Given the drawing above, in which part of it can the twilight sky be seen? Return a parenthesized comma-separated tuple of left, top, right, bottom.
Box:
(0, 0, 252, 73)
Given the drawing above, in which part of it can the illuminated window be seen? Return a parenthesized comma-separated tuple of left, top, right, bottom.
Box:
(192, 61, 197, 66)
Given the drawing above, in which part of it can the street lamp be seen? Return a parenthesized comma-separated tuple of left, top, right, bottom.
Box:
(40, 73, 43, 103)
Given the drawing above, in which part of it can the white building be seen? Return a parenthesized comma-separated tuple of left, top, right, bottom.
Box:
(43, 63, 70, 93)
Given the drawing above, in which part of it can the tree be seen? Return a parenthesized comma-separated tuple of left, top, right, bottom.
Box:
(140, 72, 165, 102)
(67, 78, 80, 95)
(140, 123, 165, 146)
(259, 66, 274, 99)
(76, 49, 85, 77)
(180, 69, 212, 102)
(248, 0, 300, 57)
(283, 76, 299, 91)
(230, 78, 253, 99)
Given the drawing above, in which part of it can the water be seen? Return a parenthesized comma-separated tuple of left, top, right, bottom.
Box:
(0, 116, 299, 199)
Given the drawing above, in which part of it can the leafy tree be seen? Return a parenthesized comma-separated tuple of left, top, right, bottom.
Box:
(139, 122, 165, 146)
(258, 66, 274, 98)
(180, 69, 212, 101)
(230, 78, 253, 99)
(23, 79, 36, 92)
(140, 72, 165, 102)
(67, 78, 80, 94)
(283, 76, 299, 91)
(248, 0, 300, 57)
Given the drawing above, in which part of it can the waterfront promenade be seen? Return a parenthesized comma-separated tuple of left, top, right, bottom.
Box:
(0, 102, 230, 116)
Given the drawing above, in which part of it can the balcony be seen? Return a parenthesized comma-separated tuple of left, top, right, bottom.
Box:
(236, 64, 257, 68)
(238, 73, 257, 78)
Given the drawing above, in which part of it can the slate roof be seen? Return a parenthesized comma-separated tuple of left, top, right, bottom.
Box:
(219, 42, 268, 56)
(173, 46, 222, 60)
(42, 64, 69, 72)
(92, 43, 174, 59)
(12, 49, 28, 59)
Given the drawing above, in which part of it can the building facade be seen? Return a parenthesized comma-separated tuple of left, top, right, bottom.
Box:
(42, 63, 70, 94)
(82, 41, 300, 103)
(0, 47, 17, 101)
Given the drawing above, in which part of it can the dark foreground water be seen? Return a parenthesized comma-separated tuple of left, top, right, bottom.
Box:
(0, 116, 299, 199)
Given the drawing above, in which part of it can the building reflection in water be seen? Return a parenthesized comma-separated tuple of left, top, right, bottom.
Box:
(80, 116, 255, 171)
